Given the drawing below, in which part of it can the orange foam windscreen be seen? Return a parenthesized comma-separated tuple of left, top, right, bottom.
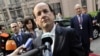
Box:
(6, 40, 17, 51)
(0, 33, 9, 38)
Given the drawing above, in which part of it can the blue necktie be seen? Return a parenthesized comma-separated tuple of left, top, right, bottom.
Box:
(17, 35, 22, 45)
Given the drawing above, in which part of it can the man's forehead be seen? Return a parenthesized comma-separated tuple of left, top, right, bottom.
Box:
(74, 4, 82, 9)
(34, 2, 48, 11)
(10, 23, 17, 27)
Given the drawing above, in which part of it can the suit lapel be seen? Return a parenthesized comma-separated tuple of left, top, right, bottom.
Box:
(53, 25, 63, 55)
(76, 16, 80, 25)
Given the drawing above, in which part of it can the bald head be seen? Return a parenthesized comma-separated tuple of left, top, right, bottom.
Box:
(34, 2, 47, 8)
(74, 4, 82, 9)
(33, 2, 53, 18)
(32, 2, 55, 31)
(74, 4, 82, 15)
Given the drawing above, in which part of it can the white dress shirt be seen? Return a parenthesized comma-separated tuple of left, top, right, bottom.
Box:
(43, 24, 56, 53)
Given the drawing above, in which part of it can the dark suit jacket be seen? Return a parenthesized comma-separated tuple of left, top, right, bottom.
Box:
(71, 14, 93, 43)
(29, 25, 85, 56)
(11, 32, 31, 47)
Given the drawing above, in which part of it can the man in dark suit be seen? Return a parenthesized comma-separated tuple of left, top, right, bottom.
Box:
(82, 6, 94, 53)
(32, 2, 85, 56)
(10, 22, 33, 48)
(71, 4, 93, 56)
(7, 2, 85, 56)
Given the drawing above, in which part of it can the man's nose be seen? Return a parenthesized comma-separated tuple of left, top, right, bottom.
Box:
(77, 9, 80, 11)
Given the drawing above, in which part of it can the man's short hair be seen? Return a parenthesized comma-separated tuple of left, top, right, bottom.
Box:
(32, 2, 55, 18)
(10, 21, 18, 28)
(82, 6, 87, 9)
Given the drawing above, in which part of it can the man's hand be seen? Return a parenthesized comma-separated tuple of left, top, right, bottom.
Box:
(7, 45, 24, 56)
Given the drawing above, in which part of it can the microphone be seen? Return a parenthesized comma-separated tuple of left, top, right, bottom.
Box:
(20, 33, 53, 56)
(41, 33, 53, 56)
(23, 38, 33, 49)
(41, 32, 53, 46)
(6, 40, 17, 51)
(0, 33, 9, 38)
(18, 38, 33, 54)
(6, 39, 17, 54)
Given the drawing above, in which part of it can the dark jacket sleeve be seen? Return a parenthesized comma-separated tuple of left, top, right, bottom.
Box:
(67, 28, 85, 56)
(70, 18, 74, 28)
(87, 15, 93, 38)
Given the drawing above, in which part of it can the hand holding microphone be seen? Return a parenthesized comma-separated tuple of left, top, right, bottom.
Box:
(19, 38, 33, 53)
(20, 33, 53, 56)
(23, 38, 33, 49)
(7, 45, 24, 56)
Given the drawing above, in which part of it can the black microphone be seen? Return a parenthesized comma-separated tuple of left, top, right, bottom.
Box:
(41, 32, 53, 49)
(41, 32, 53, 56)
(20, 33, 53, 56)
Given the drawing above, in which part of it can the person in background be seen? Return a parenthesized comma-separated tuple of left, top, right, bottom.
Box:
(94, 10, 100, 25)
(71, 4, 93, 56)
(56, 12, 63, 20)
(94, 10, 100, 34)
(24, 17, 37, 39)
(0, 25, 7, 33)
(82, 6, 94, 21)
(10, 22, 33, 49)
(82, 6, 93, 53)
(0, 25, 11, 56)
(17, 20, 25, 33)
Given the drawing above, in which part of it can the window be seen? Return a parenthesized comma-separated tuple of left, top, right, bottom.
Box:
(17, 9, 23, 17)
(3, 12, 9, 20)
(9, 0, 20, 5)
(0, 0, 5, 7)
(81, 0, 87, 6)
(10, 11, 16, 19)
(50, 3, 62, 15)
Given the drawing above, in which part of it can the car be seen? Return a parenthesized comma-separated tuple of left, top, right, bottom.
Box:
(54, 19, 70, 28)
(55, 19, 100, 39)
(92, 21, 100, 39)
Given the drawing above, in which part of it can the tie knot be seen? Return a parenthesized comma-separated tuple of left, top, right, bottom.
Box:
(79, 14, 81, 17)
(16, 34, 20, 37)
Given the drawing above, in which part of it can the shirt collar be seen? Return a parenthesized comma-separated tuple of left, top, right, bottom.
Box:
(43, 24, 56, 34)
(14, 32, 21, 36)
(50, 24, 56, 34)
(77, 14, 82, 17)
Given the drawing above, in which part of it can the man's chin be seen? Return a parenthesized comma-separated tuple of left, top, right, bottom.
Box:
(43, 23, 50, 28)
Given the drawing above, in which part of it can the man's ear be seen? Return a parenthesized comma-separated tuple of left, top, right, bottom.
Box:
(34, 19, 37, 24)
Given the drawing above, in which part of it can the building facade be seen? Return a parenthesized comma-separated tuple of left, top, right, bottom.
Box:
(0, 0, 99, 22)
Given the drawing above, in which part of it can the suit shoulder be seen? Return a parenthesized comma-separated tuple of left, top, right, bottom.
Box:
(83, 14, 90, 17)
(60, 27, 75, 33)
(65, 28, 75, 33)
(71, 16, 76, 19)
(10, 35, 15, 40)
